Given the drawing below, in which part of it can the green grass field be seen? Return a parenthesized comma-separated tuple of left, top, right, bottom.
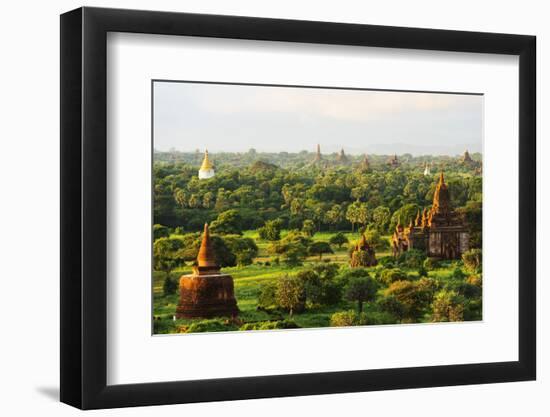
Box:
(153, 229, 469, 334)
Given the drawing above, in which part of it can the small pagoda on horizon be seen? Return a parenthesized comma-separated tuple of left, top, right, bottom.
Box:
(358, 154, 370, 172)
(313, 144, 323, 163)
(388, 154, 399, 168)
(336, 148, 349, 164)
(176, 223, 239, 318)
(198, 149, 215, 179)
(461, 149, 474, 164)
(423, 162, 431, 176)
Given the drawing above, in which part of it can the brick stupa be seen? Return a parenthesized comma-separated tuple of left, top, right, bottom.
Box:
(176, 223, 239, 318)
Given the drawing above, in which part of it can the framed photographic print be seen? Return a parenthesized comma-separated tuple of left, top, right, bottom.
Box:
(60, 6, 536, 410)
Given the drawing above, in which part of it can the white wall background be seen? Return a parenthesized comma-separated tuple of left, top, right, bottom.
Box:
(0, 0, 545, 415)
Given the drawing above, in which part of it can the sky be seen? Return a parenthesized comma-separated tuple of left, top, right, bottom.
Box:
(153, 81, 483, 156)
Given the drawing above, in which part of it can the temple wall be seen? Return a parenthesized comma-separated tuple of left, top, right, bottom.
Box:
(429, 232, 441, 256)
(459, 232, 470, 254)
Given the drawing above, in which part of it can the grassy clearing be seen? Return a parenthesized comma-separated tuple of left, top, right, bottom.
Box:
(153, 230, 467, 334)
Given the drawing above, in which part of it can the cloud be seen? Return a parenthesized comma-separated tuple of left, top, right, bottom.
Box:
(192, 85, 476, 123)
(153, 81, 483, 155)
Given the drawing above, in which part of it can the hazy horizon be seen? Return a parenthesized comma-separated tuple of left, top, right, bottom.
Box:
(153, 81, 483, 156)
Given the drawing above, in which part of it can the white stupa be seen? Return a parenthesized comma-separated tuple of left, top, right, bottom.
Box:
(423, 162, 431, 176)
(198, 149, 215, 179)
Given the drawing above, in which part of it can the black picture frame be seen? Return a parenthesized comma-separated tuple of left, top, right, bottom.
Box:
(60, 6, 536, 410)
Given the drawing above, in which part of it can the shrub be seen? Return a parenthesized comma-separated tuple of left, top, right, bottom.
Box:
(464, 298, 483, 321)
(163, 275, 178, 296)
(302, 219, 316, 237)
(209, 209, 243, 235)
(224, 235, 259, 266)
(297, 265, 343, 307)
(462, 248, 482, 273)
(378, 256, 396, 268)
(344, 276, 379, 313)
(379, 268, 407, 286)
(466, 274, 482, 287)
(416, 277, 439, 304)
(239, 320, 299, 331)
(173, 226, 185, 235)
(329, 232, 349, 249)
(152, 316, 176, 334)
(186, 319, 233, 333)
(308, 241, 334, 260)
(153, 224, 170, 240)
(153, 237, 185, 276)
(451, 267, 467, 280)
(276, 275, 306, 317)
(383, 280, 427, 322)
(257, 282, 278, 310)
(423, 257, 440, 270)
(258, 219, 283, 241)
(362, 228, 387, 250)
(335, 267, 371, 289)
(269, 231, 311, 266)
(446, 277, 482, 299)
(330, 310, 369, 327)
(431, 290, 465, 322)
(417, 265, 429, 277)
(397, 249, 426, 269)
(377, 295, 406, 323)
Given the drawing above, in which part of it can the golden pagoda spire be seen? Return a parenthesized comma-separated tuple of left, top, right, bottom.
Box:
(197, 223, 217, 268)
(200, 149, 214, 171)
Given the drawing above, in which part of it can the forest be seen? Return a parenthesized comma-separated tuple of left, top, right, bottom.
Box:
(152, 149, 483, 334)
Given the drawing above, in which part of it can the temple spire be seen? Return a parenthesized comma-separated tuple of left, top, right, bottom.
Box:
(415, 210, 421, 227)
(421, 207, 428, 228)
(198, 149, 215, 179)
(358, 153, 370, 172)
(337, 148, 348, 163)
(313, 144, 322, 163)
(197, 223, 217, 267)
(200, 149, 213, 171)
(432, 171, 451, 216)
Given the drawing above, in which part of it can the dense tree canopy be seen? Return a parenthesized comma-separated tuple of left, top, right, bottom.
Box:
(153, 151, 482, 246)
(153, 150, 483, 333)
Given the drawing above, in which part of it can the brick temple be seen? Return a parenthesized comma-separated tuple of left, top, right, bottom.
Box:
(176, 223, 239, 319)
(392, 172, 469, 259)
